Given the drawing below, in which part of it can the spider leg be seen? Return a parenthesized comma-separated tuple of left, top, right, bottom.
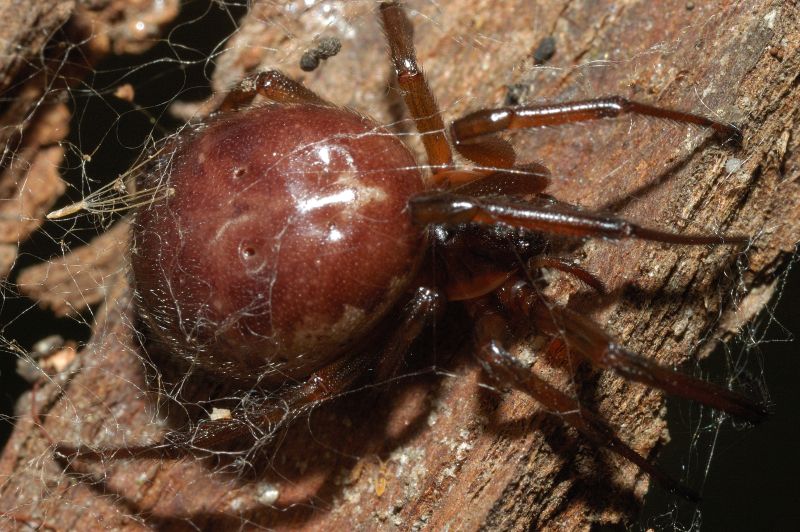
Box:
(468, 298, 701, 501)
(219, 70, 331, 112)
(55, 287, 444, 461)
(528, 256, 606, 294)
(454, 162, 551, 196)
(379, 1, 453, 176)
(443, 263, 515, 302)
(438, 251, 603, 303)
(451, 96, 742, 154)
(373, 287, 446, 381)
(417, 162, 550, 197)
(495, 279, 767, 423)
(451, 135, 517, 169)
(410, 191, 747, 245)
(532, 300, 766, 423)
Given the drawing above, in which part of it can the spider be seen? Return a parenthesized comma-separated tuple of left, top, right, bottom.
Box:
(56, 1, 765, 501)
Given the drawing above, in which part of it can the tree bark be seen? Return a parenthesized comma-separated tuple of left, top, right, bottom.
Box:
(1, 0, 798, 530)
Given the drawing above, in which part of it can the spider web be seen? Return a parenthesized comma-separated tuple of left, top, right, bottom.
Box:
(0, 0, 794, 530)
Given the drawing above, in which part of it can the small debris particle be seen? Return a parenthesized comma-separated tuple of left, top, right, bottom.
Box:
(41, 346, 76, 373)
(342, 483, 362, 505)
(763, 9, 777, 30)
(114, 83, 135, 102)
(533, 36, 556, 65)
(725, 157, 743, 173)
(229, 497, 245, 511)
(209, 407, 232, 420)
(316, 36, 342, 58)
(300, 36, 342, 72)
(426, 410, 438, 426)
(768, 45, 784, 60)
(685, 2, 695, 10)
(505, 83, 529, 106)
(411, 513, 430, 532)
(255, 482, 280, 505)
(375, 475, 387, 497)
(300, 52, 320, 72)
(375, 459, 389, 497)
(32, 335, 65, 357)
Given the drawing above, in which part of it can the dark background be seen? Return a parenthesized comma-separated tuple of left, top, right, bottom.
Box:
(0, 1, 797, 530)
(639, 266, 800, 531)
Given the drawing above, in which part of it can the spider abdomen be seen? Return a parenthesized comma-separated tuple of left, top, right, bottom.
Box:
(132, 104, 425, 382)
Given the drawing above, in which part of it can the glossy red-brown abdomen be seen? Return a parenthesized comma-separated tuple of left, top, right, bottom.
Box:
(132, 104, 425, 382)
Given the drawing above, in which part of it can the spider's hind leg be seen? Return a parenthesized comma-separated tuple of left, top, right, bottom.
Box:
(55, 287, 445, 462)
(496, 280, 767, 423)
(468, 297, 701, 501)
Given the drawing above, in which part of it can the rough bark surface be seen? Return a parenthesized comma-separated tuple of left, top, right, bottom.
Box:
(1, 0, 798, 530)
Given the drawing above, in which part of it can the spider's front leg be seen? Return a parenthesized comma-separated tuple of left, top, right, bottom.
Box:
(451, 96, 743, 155)
(380, 1, 454, 176)
(410, 191, 747, 245)
(381, 0, 544, 180)
(55, 287, 444, 461)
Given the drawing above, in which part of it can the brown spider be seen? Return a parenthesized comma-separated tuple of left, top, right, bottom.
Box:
(57, 1, 765, 501)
